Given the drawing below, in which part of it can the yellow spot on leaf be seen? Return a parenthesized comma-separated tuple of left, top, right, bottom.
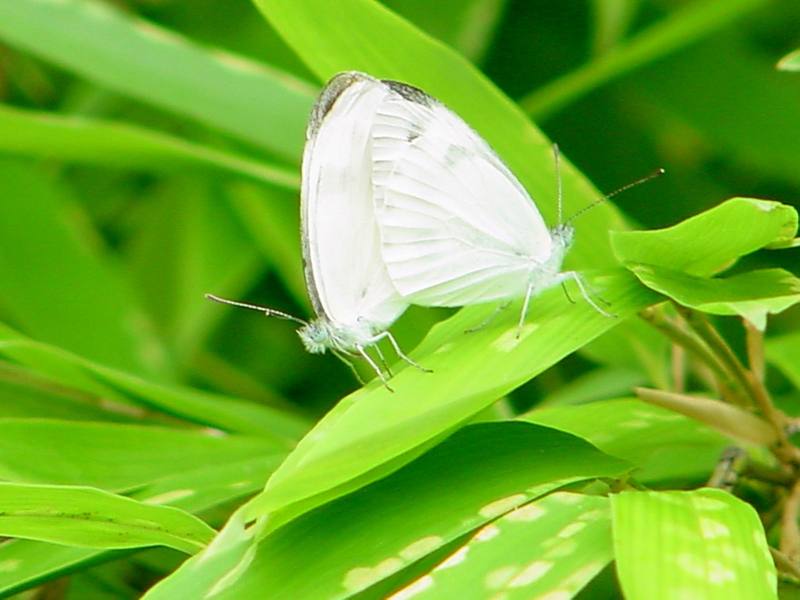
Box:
(388, 575, 434, 600)
(0, 559, 21, 572)
(485, 566, 519, 590)
(506, 502, 546, 522)
(507, 560, 552, 587)
(475, 524, 500, 542)
(435, 546, 469, 571)
(479, 494, 527, 519)
(142, 489, 195, 505)
(556, 522, 586, 538)
(492, 324, 538, 352)
(399, 536, 442, 561)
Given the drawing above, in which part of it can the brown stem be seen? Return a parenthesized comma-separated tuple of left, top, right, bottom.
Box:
(744, 319, 765, 383)
(742, 461, 796, 487)
(639, 306, 747, 405)
(677, 306, 799, 464)
(671, 343, 685, 393)
(771, 547, 800, 581)
(781, 480, 800, 562)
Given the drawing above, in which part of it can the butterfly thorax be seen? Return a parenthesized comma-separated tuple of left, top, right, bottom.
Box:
(298, 318, 377, 354)
(546, 224, 574, 273)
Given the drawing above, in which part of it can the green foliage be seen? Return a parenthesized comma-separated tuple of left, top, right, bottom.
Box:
(0, 0, 798, 598)
(612, 489, 776, 599)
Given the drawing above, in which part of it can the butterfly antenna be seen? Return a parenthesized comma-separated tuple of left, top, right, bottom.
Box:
(553, 144, 564, 226)
(565, 168, 665, 225)
(205, 294, 307, 326)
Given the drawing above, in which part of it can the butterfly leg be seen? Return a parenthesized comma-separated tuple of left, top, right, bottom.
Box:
(356, 345, 394, 392)
(566, 271, 616, 317)
(372, 342, 394, 378)
(332, 349, 366, 385)
(560, 281, 575, 304)
(465, 301, 512, 334)
(371, 331, 432, 373)
(516, 280, 536, 339)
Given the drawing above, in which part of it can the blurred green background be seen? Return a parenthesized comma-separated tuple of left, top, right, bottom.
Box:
(1, 0, 799, 417)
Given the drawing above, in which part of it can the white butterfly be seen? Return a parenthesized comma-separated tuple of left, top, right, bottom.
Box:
(208, 72, 428, 387)
(340, 71, 614, 331)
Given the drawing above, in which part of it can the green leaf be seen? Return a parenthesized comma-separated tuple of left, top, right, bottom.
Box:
(126, 180, 266, 364)
(241, 270, 657, 521)
(0, 0, 314, 160)
(0, 104, 298, 188)
(225, 182, 307, 306)
(525, 398, 727, 483)
(384, 0, 508, 63)
(0, 322, 309, 440)
(396, 493, 612, 600)
(0, 418, 282, 492)
(144, 422, 629, 599)
(0, 542, 114, 597)
(0, 159, 168, 378)
(628, 265, 800, 329)
(0, 455, 282, 597)
(610, 198, 799, 276)
(612, 489, 777, 599)
(0, 483, 214, 554)
(778, 49, 800, 71)
(520, 0, 767, 119)
(251, 0, 628, 269)
(638, 36, 800, 188)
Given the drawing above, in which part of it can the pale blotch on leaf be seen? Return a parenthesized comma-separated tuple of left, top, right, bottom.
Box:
(507, 560, 553, 588)
(492, 324, 538, 352)
(556, 521, 587, 539)
(618, 419, 649, 429)
(484, 565, 519, 590)
(399, 536, 443, 562)
(543, 539, 578, 559)
(675, 552, 705, 578)
(692, 495, 728, 511)
(388, 575, 434, 600)
(699, 517, 730, 540)
(434, 342, 455, 355)
(142, 488, 195, 505)
(707, 559, 736, 585)
(479, 493, 527, 519)
(536, 591, 571, 600)
(474, 524, 501, 542)
(434, 545, 469, 571)
(549, 493, 584, 506)
(342, 558, 404, 592)
(506, 502, 546, 522)
(577, 508, 605, 522)
(0, 559, 21, 572)
(632, 408, 681, 422)
(558, 560, 607, 591)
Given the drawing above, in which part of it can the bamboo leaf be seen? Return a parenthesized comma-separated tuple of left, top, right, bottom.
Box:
(612, 489, 777, 599)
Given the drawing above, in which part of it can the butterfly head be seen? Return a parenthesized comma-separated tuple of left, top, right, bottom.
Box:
(298, 320, 332, 354)
(551, 223, 575, 251)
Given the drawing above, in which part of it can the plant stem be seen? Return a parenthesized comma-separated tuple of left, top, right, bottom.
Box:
(639, 306, 747, 405)
(744, 319, 765, 383)
(676, 306, 799, 463)
(781, 480, 800, 562)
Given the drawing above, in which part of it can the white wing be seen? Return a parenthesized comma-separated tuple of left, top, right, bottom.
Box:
(371, 84, 554, 306)
(301, 72, 406, 330)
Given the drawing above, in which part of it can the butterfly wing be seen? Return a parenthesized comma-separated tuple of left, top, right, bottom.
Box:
(371, 83, 554, 306)
(301, 72, 407, 330)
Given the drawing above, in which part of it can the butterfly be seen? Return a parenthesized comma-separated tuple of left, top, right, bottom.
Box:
(339, 71, 625, 333)
(208, 72, 429, 388)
